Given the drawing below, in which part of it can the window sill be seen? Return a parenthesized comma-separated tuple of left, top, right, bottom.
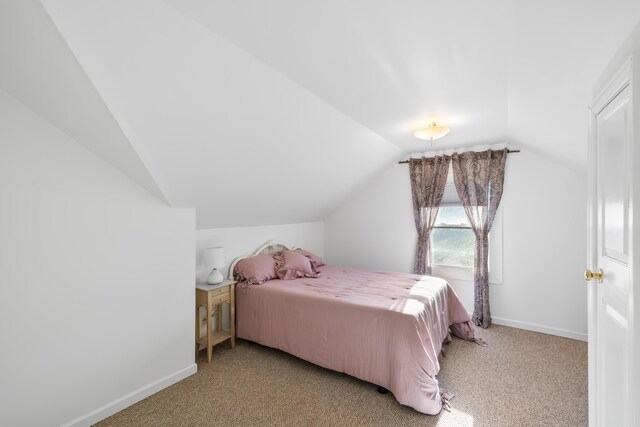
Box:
(431, 265, 503, 285)
(432, 265, 473, 282)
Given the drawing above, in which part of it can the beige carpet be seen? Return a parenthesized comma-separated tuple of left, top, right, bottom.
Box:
(97, 325, 587, 426)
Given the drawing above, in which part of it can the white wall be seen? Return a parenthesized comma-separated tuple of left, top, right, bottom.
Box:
(325, 150, 588, 340)
(0, 90, 196, 427)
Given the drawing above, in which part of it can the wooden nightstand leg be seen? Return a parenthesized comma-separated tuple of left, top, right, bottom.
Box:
(230, 284, 235, 349)
(206, 303, 213, 364)
(195, 305, 200, 359)
(217, 303, 222, 331)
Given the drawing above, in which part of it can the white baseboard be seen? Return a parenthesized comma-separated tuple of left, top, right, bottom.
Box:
(491, 316, 588, 342)
(62, 363, 197, 427)
(468, 312, 588, 342)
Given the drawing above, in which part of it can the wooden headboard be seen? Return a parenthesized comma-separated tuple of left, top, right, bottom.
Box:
(227, 240, 299, 280)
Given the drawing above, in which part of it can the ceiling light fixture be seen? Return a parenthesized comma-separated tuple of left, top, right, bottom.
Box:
(414, 122, 450, 141)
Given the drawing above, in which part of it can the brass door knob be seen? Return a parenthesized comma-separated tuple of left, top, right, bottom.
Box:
(584, 269, 604, 283)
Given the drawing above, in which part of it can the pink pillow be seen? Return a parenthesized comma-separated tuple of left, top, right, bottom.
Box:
(234, 254, 277, 285)
(294, 248, 324, 266)
(274, 250, 321, 280)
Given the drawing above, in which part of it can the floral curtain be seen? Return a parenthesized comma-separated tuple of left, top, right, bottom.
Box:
(409, 155, 451, 275)
(451, 148, 508, 328)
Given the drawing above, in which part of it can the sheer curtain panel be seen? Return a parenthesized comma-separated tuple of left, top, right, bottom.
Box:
(451, 148, 508, 328)
(409, 155, 451, 275)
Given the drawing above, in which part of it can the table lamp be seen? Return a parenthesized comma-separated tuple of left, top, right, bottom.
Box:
(204, 246, 225, 284)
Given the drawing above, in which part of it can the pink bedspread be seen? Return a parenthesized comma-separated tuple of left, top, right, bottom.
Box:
(235, 265, 476, 414)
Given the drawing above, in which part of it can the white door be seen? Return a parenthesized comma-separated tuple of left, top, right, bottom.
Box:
(588, 65, 633, 427)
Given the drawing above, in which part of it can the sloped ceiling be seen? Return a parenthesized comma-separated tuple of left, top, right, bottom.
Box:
(5, 1, 640, 228)
(506, 1, 640, 166)
(39, 0, 403, 229)
(164, 0, 640, 166)
(164, 0, 515, 152)
(0, 0, 167, 202)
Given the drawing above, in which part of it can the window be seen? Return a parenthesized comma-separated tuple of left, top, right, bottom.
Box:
(432, 205, 474, 268)
(430, 174, 503, 284)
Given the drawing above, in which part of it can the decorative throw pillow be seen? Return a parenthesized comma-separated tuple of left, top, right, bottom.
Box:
(294, 248, 325, 266)
(274, 250, 321, 280)
(234, 254, 278, 285)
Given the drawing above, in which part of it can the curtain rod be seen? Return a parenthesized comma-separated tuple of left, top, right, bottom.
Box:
(397, 149, 520, 164)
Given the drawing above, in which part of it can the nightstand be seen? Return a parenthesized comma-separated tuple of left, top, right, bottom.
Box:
(195, 280, 235, 363)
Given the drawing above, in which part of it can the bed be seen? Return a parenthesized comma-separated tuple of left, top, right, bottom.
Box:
(229, 241, 480, 415)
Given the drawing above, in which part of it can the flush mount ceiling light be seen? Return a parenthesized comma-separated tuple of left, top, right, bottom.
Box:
(414, 122, 450, 141)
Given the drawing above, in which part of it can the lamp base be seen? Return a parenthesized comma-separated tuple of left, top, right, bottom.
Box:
(207, 269, 224, 285)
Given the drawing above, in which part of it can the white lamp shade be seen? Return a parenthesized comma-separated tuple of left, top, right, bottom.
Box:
(203, 247, 225, 269)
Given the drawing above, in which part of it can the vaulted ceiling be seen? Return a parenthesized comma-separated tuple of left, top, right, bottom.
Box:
(2, 0, 640, 228)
